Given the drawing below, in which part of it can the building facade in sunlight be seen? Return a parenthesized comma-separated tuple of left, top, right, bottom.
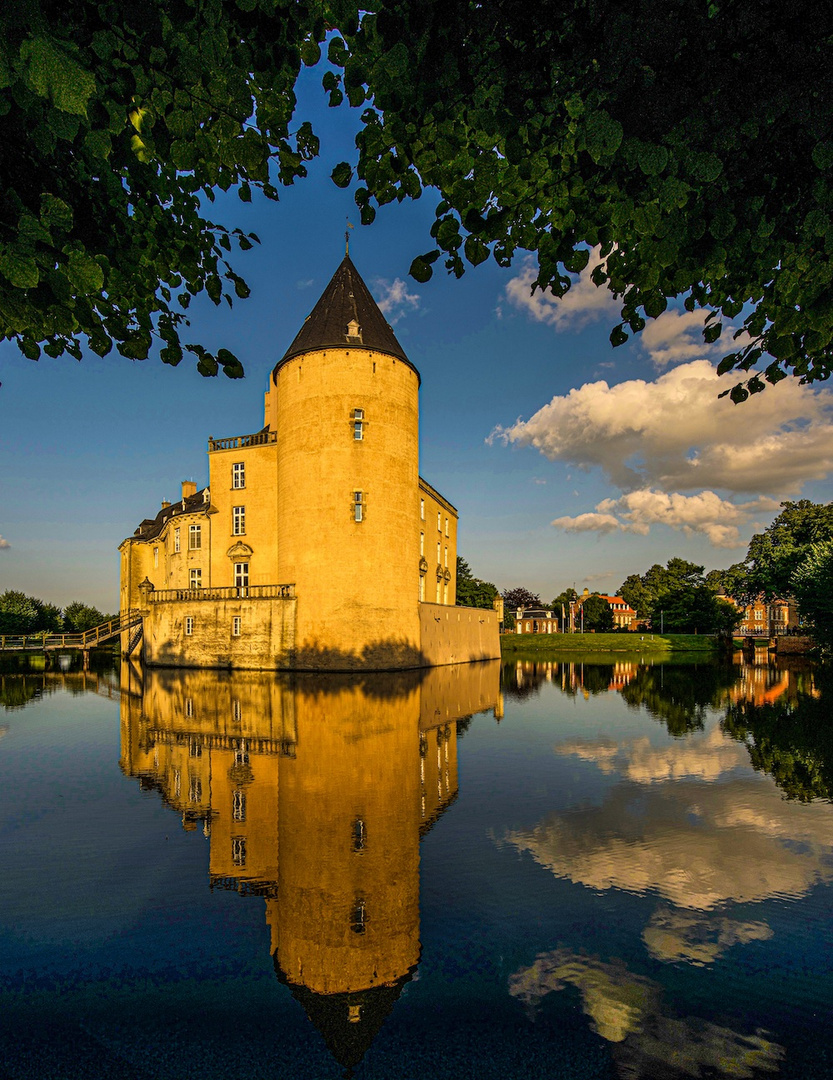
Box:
(119, 256, 499, 670)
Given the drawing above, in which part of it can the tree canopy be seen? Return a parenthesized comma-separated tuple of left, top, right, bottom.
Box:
(733, 500, 833, 602)
(455, 556, 499, 610)
(0, 590, 112, 634)
(3, 0, 833, 391)
(619, 558, 739, 634)
(580, 593, 615, 633)
(502, 586, 542, 612)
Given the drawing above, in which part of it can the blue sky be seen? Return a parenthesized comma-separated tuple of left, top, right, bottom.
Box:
(2, 70, 833, 611)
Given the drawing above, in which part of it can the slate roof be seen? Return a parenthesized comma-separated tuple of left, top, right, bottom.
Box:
(274, 256, 419, 381)
(129, 489, 208, 542)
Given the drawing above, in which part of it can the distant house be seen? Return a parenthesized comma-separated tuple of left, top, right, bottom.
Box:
(721, 595, 800, 635)
(514, 608, 558, 634)
(594, 594, 639, 630)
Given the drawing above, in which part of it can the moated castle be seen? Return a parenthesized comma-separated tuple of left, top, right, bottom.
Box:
(119, 256, 500, 670)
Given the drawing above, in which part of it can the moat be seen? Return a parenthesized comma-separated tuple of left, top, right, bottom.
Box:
(0, 652, 831, 1079)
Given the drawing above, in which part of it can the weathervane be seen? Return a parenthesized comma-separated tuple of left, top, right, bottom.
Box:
(345, 217, 354, 256)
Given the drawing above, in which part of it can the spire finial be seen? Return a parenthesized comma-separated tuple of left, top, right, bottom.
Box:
(345, 217, 354, 256)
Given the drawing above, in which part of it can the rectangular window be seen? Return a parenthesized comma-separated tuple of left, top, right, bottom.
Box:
(232, 837, 247, 867)
(420, 498, 425, 520)
(437, 542, 441, 562)
(353, 407, 364, 440)
(232, 505, 245, 535)
(153, 546, 159, 568)
(232, 616, 242, 637)
(234, 562, 248, 595)
(445, 517, 449, 537)
(443, 583, 448, 604)
(436, 580, 441, 602)
(189, 524, 201, 550)
(185, 615, 194, 635)
(189, 775, 202, 803)
(189, 569, 202, 590)
(174, 527, 180, 553)
(232, 461, 245, 489)
(234, 740, 249, 766)
(354, 491, 363, 523)
(437, 511, 442, 531)
(420, 531, 424, 556)
(185, 696, 193, 718)
(233, 790, 246, 822)
(232, 698, 242, 724)
(419, 575, 425, 601)
(444, 546, 448, 568)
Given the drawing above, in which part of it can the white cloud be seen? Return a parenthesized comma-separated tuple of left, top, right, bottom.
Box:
(0, 535, 9, 550)
(641, 308, 716, 365)
(502, 247, 619, 331)
(374, 277, 420, 324)
(296, 278, 315, 290)
(553, 489, 779, 548)
(491, 359, 833, 497)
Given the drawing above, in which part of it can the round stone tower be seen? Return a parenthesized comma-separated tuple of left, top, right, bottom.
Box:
(271, 256, 421, 669)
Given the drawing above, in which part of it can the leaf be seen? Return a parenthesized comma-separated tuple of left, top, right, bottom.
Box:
(300, 39, 321, 66)
(610, 324, 629, 347)
(812, 142, 833, 171)
(18, 338, 41, 360)
(409, 255, 434, 283)
(689, 151, 723, 182)
(40, 193, 73, 231)
(585, 111, 623, 163)
(238, 182, 252, 202)
(21, 37, 96, 116)
(331, 161, 353, 188)
(0, 250, 39, 289)
(464, 235, 489, 266)
(233, 277, 250, 299)
(206, 275, 222, 305)
(66, 250, 104, 293)
(637, 143, 668, 176)
(704, 321, 723, 344)
(218, 347, 244, 378)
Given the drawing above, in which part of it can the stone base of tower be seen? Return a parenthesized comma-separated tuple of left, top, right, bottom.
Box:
(136, 596, 499, 671)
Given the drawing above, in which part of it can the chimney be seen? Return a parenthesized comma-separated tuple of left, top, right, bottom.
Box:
(181, 481, 197, 500)
(161, 500, 171, 510)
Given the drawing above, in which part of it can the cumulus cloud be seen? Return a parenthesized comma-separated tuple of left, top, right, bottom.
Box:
(642, 908, 773, 966)
(505, 773, 833, 910)
(492, 360, 833, 496)
(554, 489, 779, 548)
(502, 247, 619, 331)
(0, 535, 9, 551)
(374, 277, 420, 324)
(509, 950, 783, 1076)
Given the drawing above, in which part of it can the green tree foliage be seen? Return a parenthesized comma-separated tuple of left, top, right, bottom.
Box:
(455, 556, 499, 610)
(620, 559, 705, 624)
(0, 590, 62, 634)
(337, 0, 833, 400)
(619, 559, 739, 633)
(581, 593, 615, 633)
(736, 501, 833, 602)
(791, 541, 833, 648)
(0, 0, 325, 375)
(6, 2, 833, 391)
(551, 587, 578, 611)
(502, 586, 542, 611)
(620, 662, 737, 736)
(62, 600, 113, 632)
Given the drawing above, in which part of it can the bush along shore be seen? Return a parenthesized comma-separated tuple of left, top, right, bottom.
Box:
(500, 632, 720, 655)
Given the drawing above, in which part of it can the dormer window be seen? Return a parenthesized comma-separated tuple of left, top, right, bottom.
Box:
(346, 318, 362, 340)
(353, 408, 364, 440)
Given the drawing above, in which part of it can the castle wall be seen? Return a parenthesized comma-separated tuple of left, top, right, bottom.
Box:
(419, 603, 501, 667)
(207, 439, 279, 588)
(142, 596, 296, 669)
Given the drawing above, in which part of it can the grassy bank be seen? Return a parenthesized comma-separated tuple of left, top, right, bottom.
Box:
(500, 632, 719, 655)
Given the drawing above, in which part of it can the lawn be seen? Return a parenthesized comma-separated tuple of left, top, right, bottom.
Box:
(500, 632, 719, 655)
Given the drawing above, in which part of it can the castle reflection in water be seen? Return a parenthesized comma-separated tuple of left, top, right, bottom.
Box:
(119, 659, 503, 1072)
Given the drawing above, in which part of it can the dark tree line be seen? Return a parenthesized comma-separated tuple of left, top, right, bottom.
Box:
(0, 591, 114, 635)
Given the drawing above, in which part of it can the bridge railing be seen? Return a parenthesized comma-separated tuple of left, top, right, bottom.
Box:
(0, 609, 142, 652)
(148, 584, 294, 602)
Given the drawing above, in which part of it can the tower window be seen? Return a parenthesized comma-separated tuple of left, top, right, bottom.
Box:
(353, 408, 364, 440)
(445, 517, 449, 536)
(420, 531, 424, 556)
(185, 616, 194, 635)
(153, 546, 159, 568)
(420, 498, 425, 520)
(174, 527, 180, 553)
(232, 462, 245, 489)
(232, 505, 246, 535)
(189, 524, 201, 550)
(232, 616, 242, 637)
(189, 568, 202, 589)
(437, 512, 441, 531)
(354, 491, 364, 522)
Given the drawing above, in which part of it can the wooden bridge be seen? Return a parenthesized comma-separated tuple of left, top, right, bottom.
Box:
(0, 610, 143, 660)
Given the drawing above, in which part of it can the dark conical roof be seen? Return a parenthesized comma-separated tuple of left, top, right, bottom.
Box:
(274, 256, 418, 381)
(275, 958, 415, 1076)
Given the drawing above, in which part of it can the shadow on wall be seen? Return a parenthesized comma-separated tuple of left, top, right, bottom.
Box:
(291, 667, 427, 700)
(288, 638, 430, 673)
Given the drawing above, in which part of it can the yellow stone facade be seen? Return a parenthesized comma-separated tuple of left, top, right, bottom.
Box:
(119, 256, 498, 671)
(119, 660, 501, 1069)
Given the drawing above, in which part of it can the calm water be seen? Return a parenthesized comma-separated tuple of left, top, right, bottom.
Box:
(0, 652, 831, 1079)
